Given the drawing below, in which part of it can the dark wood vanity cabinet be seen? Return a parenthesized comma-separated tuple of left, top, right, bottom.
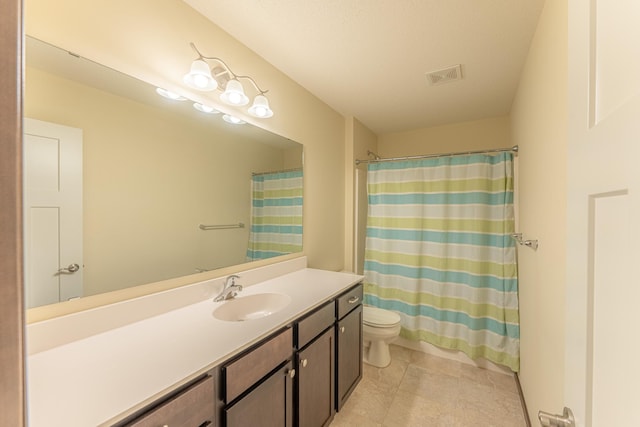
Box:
(335, 284, 363, 411)
(112, 282, 363, 427)
(295, 302, 336, 427)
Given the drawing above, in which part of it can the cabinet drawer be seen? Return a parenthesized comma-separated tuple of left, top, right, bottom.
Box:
(223, 327, 292, 403)
(125, 375, 214, 427)
(297, 301, 335, 349)
(336, 283, 363, 319)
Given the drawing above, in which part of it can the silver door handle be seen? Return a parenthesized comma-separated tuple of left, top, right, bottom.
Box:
(538, 407, 575, 427)
(58, 263, 80, 274)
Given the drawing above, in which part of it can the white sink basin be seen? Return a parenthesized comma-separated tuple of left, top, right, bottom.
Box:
(213, 293, 292, 321)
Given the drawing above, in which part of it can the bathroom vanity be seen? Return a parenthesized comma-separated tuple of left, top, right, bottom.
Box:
(26, 258, 363, 426)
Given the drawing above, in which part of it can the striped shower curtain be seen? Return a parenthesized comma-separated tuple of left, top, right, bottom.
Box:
(246, 169, 303, 261)
(363, 152, 519, 371)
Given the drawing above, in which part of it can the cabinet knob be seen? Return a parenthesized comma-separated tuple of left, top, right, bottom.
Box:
(340, 326, 346, 333)
(301, 358, 308, 368)
(286, 368, 296, 379)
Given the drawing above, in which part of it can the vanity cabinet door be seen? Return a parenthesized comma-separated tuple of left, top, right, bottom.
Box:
(297, 327, 335, 427)
(336, 304, 363, 411)
(224, 361, 294, 427)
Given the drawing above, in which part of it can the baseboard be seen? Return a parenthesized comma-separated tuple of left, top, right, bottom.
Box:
(514, 372, 532, 427)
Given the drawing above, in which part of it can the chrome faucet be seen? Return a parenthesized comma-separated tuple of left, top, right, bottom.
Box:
(214, 275, 242, 302)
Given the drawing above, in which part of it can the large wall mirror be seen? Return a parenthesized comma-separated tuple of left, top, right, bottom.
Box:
(24, 36, 304, 310)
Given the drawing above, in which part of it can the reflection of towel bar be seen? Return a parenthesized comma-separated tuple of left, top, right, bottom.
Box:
(199, 223, 245, 230)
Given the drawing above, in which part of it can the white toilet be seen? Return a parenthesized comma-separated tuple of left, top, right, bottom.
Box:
(362, 306, 402, 368)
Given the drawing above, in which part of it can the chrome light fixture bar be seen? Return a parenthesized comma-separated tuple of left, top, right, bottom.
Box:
(183, 43, 274, 119)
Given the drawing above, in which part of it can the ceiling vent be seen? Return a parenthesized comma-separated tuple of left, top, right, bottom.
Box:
(425, 64, 463, 86)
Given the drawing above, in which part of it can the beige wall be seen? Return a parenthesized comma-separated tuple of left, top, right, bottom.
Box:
(25, 66, 292, 296)
(344, 117, 377, 273)
(377, 115, 511, 157)
(510, 0, 568, 421)
(25, 0, 346, 313)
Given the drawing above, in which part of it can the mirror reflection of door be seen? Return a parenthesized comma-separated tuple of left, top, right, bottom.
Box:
(24, 118, 83, 308)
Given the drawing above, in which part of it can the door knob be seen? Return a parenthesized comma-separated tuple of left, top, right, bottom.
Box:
(57, 263, 80, 274)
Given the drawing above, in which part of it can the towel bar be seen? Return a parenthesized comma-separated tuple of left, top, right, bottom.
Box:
(199, 223, 245, 230)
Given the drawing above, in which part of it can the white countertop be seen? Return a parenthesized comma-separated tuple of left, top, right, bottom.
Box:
(26, 260, 363, 426)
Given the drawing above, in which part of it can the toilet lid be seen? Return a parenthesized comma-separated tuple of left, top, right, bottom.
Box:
(363, 306, 401, 327)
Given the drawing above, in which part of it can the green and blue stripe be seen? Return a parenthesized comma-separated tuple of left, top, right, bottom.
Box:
(364, 152, 520, 371)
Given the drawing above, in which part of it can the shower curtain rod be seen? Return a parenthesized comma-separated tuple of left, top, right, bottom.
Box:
(355, 145, 518, 165)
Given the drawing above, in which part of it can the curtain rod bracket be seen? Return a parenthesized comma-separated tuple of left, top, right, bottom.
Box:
(511, 233, 538, 250)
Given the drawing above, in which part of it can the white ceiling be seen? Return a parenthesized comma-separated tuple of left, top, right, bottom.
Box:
(184, 0, 546, 134)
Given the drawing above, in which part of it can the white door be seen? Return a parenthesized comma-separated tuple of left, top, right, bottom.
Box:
(564, 1, 640, 426)
(24, 118, 83, 308)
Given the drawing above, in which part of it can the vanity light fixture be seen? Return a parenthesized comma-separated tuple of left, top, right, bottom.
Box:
(220, 79, 249, 106)
(156, 87, 187, 101)
(222, 114, 246, 125)
(193, 102, 220, 114)
(183, 42, 274, 119)
(183, 59, 217, 91)
(247, 95, 274, 118)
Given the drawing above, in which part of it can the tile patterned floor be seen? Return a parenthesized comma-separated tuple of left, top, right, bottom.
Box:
(331, 345, 527, 427)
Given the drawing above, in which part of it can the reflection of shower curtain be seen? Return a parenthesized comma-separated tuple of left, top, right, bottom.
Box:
(246, 170, 303, 261)
(363, 152, 519, 371)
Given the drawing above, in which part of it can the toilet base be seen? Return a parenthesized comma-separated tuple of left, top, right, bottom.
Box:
(364, 339, 392, 368)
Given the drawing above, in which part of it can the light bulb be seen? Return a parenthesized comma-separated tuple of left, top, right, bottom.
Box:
(223, 114, 246, 124)
(248, 95, 274, 118)
(156, 88, 187, 101)
(220, 79, 249, 106)
(193, 103, 219, 114)
(229, 92, 242, 105)
(183, 59, 217, 91)
(193, 74, 210, 89)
